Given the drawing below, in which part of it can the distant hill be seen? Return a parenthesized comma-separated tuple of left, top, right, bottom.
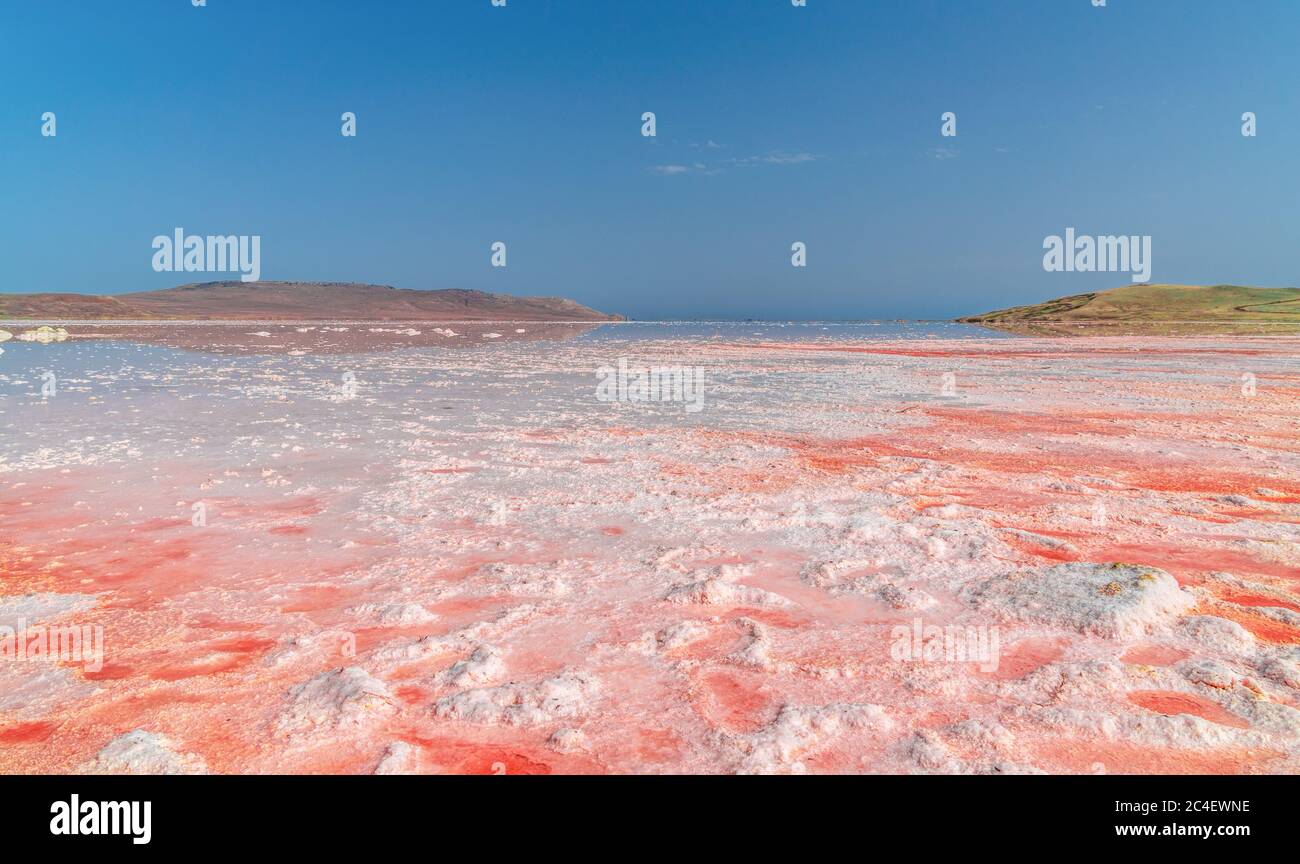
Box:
(0, 281, 623, 322)
(958, 284, 1300, 335)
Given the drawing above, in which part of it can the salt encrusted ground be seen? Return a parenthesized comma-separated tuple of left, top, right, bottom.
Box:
(1, 329, 1297, 774)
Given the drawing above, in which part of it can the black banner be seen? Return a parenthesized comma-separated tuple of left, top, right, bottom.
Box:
(0, 774, 1284, 852)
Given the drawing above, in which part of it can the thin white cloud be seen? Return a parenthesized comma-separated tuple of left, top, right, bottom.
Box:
(648, 149, 820, 177)
(726, 151, 820, 167)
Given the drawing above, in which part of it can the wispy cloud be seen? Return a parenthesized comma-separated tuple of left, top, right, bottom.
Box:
(648, 149, 820, 177)
(725, 151, 820, 167)
(648, 164, 692, 176)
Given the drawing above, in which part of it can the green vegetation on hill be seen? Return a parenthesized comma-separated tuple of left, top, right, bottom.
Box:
(959, 284, 1300, 335)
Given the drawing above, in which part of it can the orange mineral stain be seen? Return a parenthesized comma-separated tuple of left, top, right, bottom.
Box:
(1128, 690, 1250, 728)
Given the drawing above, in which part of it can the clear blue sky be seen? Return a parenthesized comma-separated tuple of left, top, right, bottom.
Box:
(3, 0, 1297, 319)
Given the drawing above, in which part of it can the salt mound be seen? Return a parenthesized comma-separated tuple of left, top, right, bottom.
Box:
(547, 727, 590, 754)
(654, 620, 712, 651)
(1178, 615, 1255, 655)
(17, 326, 69, 343)
(877, 583, 938, 611)
(738, 703, 890, 774)
(906, 729, 964, 773)
(730, 616, 778, 670)
(349, 601, 438, 625)
(374, 741, 416, 775)
(1180, 659, 1239, 689)
(480, 561, 572, 597)
(433, 672, 597, 726)
(89, 730, 207, 775)
(277, 667, 395, 735)
(964, 562, 1193, 638)
(665, 574, 791, 607)
(444, 644, 507, 687)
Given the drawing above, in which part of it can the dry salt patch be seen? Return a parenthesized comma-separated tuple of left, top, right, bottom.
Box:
(0, 592, 97, 626)
(800, 557, 938, 610)
(0, 594, 103, 716)
(736, 703, 891, 774)
(963, 562, 1193, 638)
(347, 601, 438, 626)
(262, 630, 356, 668)
(276, 666, 396, 736)
(1003, 528, 1079, 556)
(1259, 658, 1300, 689)
(0, 664, 98, 716)
(86, 730, 207, 775)
(433, 672, 598, 726)
(373, 605, 543, 663)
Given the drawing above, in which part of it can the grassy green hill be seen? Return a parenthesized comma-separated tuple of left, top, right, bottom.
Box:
(959, 284, 1300, 335)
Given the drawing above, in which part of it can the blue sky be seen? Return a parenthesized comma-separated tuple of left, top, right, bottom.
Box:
(3, 0, 1297, 319)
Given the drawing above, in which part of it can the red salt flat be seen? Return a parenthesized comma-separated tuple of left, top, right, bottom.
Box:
(1033, 739, 1283, 775)
(1206, 605, 1300, 645)
(983, 637, 1066, 680)
(0, 721, 58, 744)
(5, 335, 1298, 775)
(1092, 541, 1298, 583)
(1210, 587, 1300, 613)
(1128, 690, 1249, 728)
(693, 670, 778, 733)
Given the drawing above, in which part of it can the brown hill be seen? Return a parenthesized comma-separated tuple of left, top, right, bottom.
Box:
(0, 281, 622, 322)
